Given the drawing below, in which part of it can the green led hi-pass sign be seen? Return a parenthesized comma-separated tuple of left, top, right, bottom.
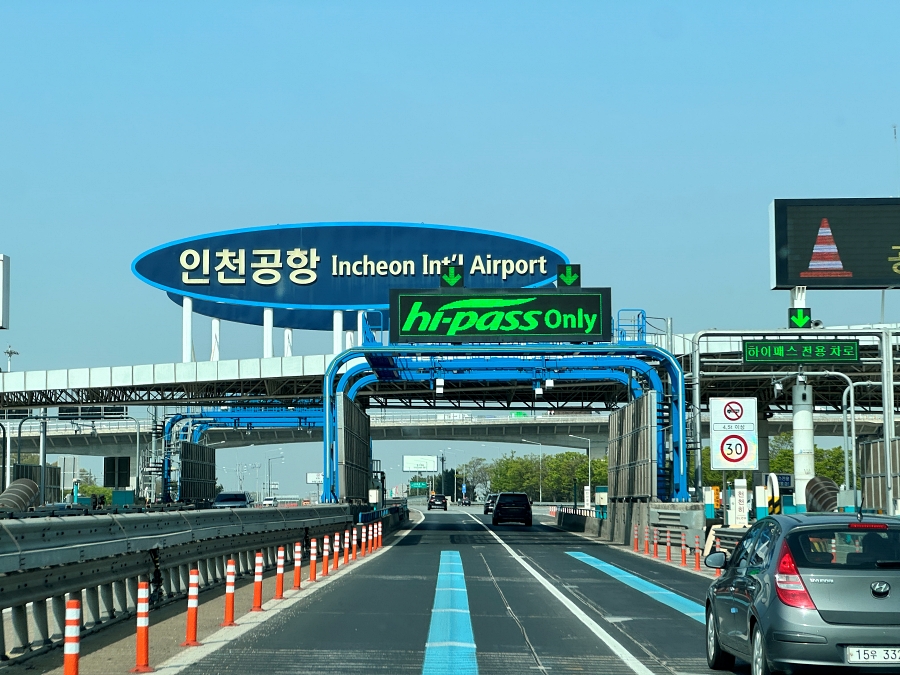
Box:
(390, 288, 612, 343)
(743, 340, 859, 364)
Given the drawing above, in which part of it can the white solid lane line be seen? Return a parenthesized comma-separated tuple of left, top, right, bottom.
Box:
(465, 513, 654, 675)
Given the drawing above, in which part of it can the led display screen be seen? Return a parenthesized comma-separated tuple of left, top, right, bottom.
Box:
(771, 198, 900, 289)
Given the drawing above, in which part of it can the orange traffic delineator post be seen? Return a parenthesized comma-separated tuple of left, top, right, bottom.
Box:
(800, 218, 853, 279)
(632, 524, 639, 552)
(222, 559, 237, 626)
(332, 532, 340, 570)
(322, 536, 330, 577)
(274, 546, 285, 600)
(360, 525, 367, 557)
(309, 539, 317, 582)
(653, 528, 659, 558)
(130, 581, 152, 672)
(343, 530, 350, 565)
(181, 568, 202, 646)
(292, 542, 303, 590)
(368, 524, 374, 554)
(643, 525, 650, 555)
(378, 522, 383, 548)
(64, 599, 81, 675)
(251, 552, 264, 611)
(352, 526, 358, 560)
(714, 537, 722, 577)
(680, 532, 687, 567)
(665, 530, 672, 563)
(694, 535, 702, 571)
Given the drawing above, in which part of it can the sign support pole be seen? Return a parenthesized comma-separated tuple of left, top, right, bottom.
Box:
(881, 329, 896, 515)
(283, 328, 292, 358)
(263, 308, 273, 359)
(332, 310, 343, 355)
(182, 296, 193, 363)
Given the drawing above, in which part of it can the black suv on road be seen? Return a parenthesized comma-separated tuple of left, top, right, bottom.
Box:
(492, 492, 532, 526)
(427, 494, 448, 511)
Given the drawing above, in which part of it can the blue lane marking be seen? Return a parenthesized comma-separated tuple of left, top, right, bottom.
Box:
(422, 551, 478, 675)
(566, 551, 705, 623)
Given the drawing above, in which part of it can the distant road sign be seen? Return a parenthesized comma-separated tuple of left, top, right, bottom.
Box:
(743, 339, 859, 364)
(710, 397, 759, 471)
(403, 455, 438, 473)
(410, 481, 428, 489)
(306, 472, 324, 485)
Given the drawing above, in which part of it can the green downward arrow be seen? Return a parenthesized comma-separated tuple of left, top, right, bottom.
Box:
(559, 265, 579, 286)
(791, 309, 811, 328)
(442, 266, 462, 286)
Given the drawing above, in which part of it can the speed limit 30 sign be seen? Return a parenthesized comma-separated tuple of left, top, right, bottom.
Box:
(710, 397, 759, 471)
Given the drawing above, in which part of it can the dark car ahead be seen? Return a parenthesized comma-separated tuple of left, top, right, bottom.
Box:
(483, 493, 498, 515)
(491, 492, 532, 526)
(427, 494, 448, 511)
(705, 513, 900, 675)
(212, 491, 253, 509)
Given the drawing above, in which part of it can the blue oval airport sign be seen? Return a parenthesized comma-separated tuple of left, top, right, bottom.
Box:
(132, 222, 569, 330)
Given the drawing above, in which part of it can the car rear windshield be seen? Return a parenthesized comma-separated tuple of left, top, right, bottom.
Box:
(787, 525, 900, 569)
(498, 494, 529, 505)
(215, 493, 247, 503)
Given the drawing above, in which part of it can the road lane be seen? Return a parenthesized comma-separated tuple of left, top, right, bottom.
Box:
(114, 508, 742, 675)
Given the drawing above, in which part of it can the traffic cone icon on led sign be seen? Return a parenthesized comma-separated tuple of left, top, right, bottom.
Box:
(800, 218, 853, 278)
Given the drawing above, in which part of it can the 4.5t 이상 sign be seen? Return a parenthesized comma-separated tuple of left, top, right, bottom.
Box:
(709, 397, 759, 471)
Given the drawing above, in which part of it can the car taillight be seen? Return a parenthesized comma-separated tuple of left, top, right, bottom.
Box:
(775, 541, 816, 610)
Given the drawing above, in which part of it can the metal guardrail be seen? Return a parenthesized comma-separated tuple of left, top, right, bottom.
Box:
(359, 505, 407, 524)
(0, 505, 368, 660)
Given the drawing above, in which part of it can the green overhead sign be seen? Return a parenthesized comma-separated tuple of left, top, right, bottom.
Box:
(389, 288, 612, 343)
(410, 481, 428, 489)
(743, 339, 859, 364)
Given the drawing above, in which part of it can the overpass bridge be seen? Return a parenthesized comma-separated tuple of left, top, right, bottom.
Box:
(7, 409, 882, 457)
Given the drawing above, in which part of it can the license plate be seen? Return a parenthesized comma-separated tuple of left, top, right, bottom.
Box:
(846, 647, 900, 663)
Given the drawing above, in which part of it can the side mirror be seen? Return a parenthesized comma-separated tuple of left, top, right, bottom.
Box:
(705, 551, 727, 569)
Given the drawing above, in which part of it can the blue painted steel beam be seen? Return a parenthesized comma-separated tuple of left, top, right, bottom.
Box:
(322, 344, 687, 503)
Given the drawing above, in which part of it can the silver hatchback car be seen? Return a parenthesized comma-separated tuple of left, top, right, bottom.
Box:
(705, 514, 900, 675)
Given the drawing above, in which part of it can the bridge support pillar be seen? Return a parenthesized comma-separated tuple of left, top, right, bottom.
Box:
(793, 382, 814, 511)
(114, 579, 129, 615)
(100, 582, 115, 620)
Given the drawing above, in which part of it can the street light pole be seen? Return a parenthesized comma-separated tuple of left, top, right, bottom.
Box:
(570, 435, 591, 507)
(522, 439, 543, 502)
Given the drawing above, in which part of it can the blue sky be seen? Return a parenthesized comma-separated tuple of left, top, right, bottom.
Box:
(1, 2, 897, 492)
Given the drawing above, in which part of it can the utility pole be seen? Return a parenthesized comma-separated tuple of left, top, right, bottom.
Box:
(440, 452, 446, 494)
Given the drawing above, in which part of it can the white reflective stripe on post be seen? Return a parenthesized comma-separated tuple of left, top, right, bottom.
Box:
(65, 625, 80, 638)
(137, 616, 149, 627)
(66, 609, 80, 621)
(64, 642, 80, 655)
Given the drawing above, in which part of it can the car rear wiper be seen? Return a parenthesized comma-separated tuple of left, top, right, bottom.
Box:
(875, 560, 900, 568)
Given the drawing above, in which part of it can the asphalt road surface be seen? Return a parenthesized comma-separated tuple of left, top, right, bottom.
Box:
(181, 507, 741, 675)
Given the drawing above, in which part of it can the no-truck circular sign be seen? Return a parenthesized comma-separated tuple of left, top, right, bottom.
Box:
(719, 434, 749, 463)
(723, 401, 744, 421)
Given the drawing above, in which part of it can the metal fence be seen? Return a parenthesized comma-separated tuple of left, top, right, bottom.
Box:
(0, 505, 361, 660)
(607, 392, 658, 501)
(859, 439, 900, 513)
